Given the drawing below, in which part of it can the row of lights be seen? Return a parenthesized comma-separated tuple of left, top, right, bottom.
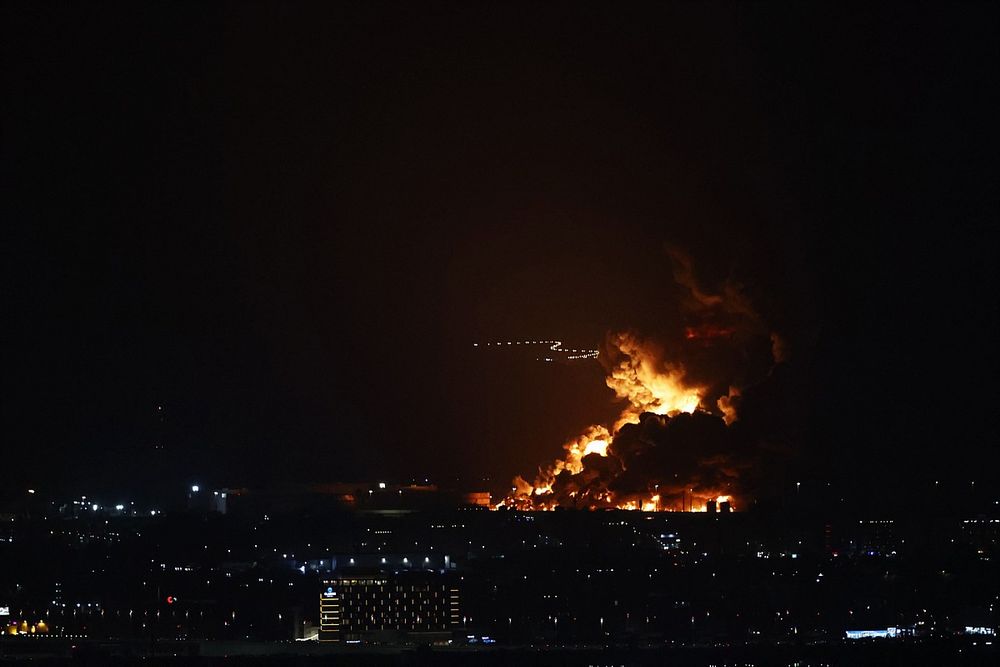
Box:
(472, 340, 600, 360)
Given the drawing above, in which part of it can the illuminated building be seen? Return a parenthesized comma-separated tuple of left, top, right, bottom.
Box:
(319, 584, 340, 641)
(463, 492, 491, 507)
(319, 572, 460, 643)
(845, 627, 913, 639)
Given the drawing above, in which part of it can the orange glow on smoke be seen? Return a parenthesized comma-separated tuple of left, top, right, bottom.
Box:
(606, 332, 704, 432)
(560, 426, 612, 475)
(503, 332, 719, 510)
(684, 324, 736, 341)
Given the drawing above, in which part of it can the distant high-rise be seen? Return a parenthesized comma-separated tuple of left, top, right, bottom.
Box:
(319, 572, 460, 643)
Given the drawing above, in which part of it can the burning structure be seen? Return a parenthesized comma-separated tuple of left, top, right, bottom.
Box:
(497, 250, 790, 513)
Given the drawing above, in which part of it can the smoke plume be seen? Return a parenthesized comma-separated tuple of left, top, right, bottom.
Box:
(500, 248, 788, 511)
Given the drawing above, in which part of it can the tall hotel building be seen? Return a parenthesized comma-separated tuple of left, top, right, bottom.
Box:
(319, 571, 460, 643)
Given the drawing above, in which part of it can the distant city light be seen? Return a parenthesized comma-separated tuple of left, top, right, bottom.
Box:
(191, 485, 200, 493)
(378, 482, 386, 489)
(115, 504, 124, 511)
(91, 504, 98, 511)
(846, 628, 900, 639)
(27, 489, 35, 494)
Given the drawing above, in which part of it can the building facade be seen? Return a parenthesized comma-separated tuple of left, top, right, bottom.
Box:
(319, 571, 460, 643)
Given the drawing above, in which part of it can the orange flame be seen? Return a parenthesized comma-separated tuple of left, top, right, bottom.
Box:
(612, 490, 736, 513)
(606, 333, 704, 431)
(507, 332, 710, 506)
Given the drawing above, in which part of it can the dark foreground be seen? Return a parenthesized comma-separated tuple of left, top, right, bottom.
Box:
(2, 638, 998, 667)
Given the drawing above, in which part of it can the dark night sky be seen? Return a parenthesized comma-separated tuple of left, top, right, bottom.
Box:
(4, 2, 997, 499)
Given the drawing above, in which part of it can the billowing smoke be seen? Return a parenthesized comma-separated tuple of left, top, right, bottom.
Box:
(717, 386, 741, 426)
(500, 249, 788, 511)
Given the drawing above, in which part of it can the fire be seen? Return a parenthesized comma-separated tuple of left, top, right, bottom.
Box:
(512, 425, 612, 504)
(561, 426, 612, 475)
(490, 251, 783, 513)
(503, 332, 728, 510)
(605, 332, 704, 431)
(610, 490, 735, 513)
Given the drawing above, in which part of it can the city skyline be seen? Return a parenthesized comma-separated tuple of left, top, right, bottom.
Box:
(2, 3, 998, 662)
